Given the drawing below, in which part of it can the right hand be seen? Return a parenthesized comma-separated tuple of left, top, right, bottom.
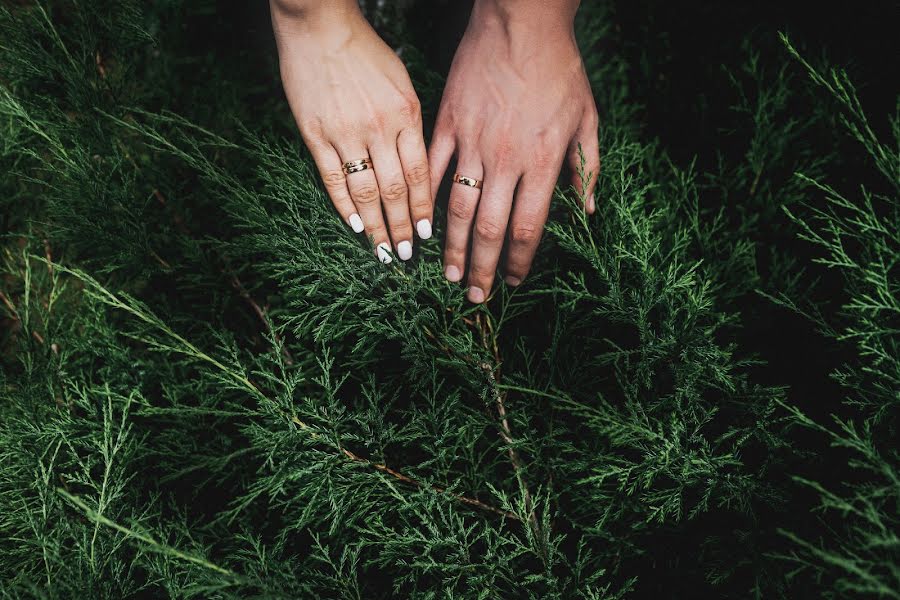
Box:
(270, 0, 432, 263)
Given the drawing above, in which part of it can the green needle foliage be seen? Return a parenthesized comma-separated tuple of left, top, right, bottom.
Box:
(0, 1, 896, 598)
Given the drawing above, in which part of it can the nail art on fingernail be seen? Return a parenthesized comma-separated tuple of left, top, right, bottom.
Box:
(349, 213, 364, 233)
(397, 240, 412, 261)
(376, 242, 393, 264)
(416, 219, 432, 240)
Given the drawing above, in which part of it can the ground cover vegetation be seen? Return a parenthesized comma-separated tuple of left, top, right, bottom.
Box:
(0, 1, 896, 597)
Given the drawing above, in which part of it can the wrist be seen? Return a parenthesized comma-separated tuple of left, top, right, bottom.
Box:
(270, 0, 367, 47)
(471, 0, 579, 38)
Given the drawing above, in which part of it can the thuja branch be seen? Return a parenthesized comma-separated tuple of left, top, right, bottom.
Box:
(58, 488, 240, 579)
(477, 312, 542, 543)
(49, 259, 513, 521)
(340, 447, 518, 520)
(422, 307, 542, 534)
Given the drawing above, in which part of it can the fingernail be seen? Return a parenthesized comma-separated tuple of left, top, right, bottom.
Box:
(349, 213, 364, 233)
(445, 265, 461, 282)
(397, 240, 412, 261)
(467, 286, 485, 303)
(505, 276, 522, 287)
(376, 242, 393, 264)
(588, 195, 596, 213)
(416, 219, 432, 240)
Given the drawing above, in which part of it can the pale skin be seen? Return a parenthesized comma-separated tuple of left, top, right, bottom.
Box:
(270, 0, 599, 300)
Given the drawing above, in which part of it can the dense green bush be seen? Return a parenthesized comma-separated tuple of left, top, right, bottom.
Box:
(0, 1, 896, 598)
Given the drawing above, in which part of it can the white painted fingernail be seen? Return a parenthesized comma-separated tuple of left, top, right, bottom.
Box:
(376, 242, 393, 264)
(416, 219, 432, 240)
(349, 213, 364, 233)
(397, 240, 412, 261)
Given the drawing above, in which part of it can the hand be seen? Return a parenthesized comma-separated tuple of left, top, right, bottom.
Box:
(271, 0, 432, 263)
(428, 0, 600, 301)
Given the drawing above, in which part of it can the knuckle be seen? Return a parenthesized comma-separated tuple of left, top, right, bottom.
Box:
(397, 94, 422, 122)
(298, 117, 323, 137)
(321, 169, 346, 189)
(404, 162, 430, 186)
(469, 263, 495, 280)
(368, 112, 389, 135)
(449, 198, 476, 221)
(510, 221, 543, 244)
(506, 262, 529, 276)
(353, 184, 380, 205)
(493, 139, 516, 166)
(390, 223, 414, 240)
(533, 149, 556, 172)
(331, 118, 359, 138)
(475, 219, 505, 243)
(366, 221, 388, 238)
(382, 180, 408, 203)
(410, 194, 432, 211)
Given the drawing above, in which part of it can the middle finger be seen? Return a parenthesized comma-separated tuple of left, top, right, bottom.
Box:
(370, 138, 415, 260)
(466, 172, 518, 303)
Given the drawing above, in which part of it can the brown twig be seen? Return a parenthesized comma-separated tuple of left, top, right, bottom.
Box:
(479, 315, 542, 541)
(0, 289, 18, 317)
(423, 308, 542, 532)
(341, 447, 518, 520)
(226, 269, 293, 366)
(95, 51, 107, 80)
(281, 413, 511, 519)
(43, 238, 54, 277)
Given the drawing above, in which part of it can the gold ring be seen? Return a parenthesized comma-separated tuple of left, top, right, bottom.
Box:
(343, 158, 372, 175)
(453, 173, 482, 189)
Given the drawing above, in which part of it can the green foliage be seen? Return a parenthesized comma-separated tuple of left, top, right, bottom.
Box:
(0, 2, 896, 599)
(765, 35, 900, 597)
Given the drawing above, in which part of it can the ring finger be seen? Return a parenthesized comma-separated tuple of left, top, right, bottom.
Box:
(443, 151, 484, 283)
(335, 143, 393, 264)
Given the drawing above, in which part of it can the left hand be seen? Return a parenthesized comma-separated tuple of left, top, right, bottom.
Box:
(428, 0, 600, 303)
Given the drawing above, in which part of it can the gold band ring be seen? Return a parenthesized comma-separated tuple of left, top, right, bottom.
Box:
(453, 173, 482, 189)
(343, 158, 372, 175)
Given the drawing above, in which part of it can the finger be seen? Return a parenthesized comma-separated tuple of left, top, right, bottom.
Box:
(466, 174, 518, 303)
(398, 127, 433, 240)
(568, 110, 601, 214)
(443, 153, 483, 285)
(504, 168, 559, 286)
(369, 140, 415, 260)
(308, 141, 364, 233)
(427, 126, 455, 203)
(336, 143, 393, 264)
